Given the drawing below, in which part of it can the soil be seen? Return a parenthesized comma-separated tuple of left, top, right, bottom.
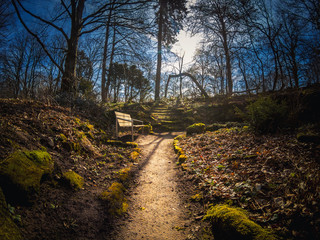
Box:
(111, 132, 192, 240)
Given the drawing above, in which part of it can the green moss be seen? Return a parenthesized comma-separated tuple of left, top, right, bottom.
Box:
(60, 133, 68, 141)
(206, 123, 227, 132)
(174, 145, 184, 156)
(0, 149, 54, 202)
(204, 204, 277, 240)
(106, 140, 138, 148)
(139, 124, 153, 134)
(0, 187, 22, 240)
(130, 151, 140, 161)
(186, 123, 206, 136)
(60, 133, 81, 152)
(180, 163, 189, 171)
(132, 147, 141, 153)
(118, 168, 131, 183)
(173, 139, 185, 156)
(174, 135, 185, 141)
(125, 142, 139, 148)
(178, 154, 187, 164)
(62, 171, 84, 190)
(100, 182, 128, 215)
(191, 193, 203, 202)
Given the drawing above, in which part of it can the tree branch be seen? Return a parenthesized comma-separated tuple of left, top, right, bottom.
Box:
(11, 0, 64, 73)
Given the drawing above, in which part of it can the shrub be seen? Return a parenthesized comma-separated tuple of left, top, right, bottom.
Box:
(237, 96, 288, 133)
(186, 123, 206, 136)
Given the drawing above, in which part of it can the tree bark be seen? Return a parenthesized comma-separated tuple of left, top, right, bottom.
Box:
(106, 23, 117, 100)
(61, 0, 85, 94)
(101, 2, 114, 102)
(220, 18, 233, 95)
(155, 1, 163, 102)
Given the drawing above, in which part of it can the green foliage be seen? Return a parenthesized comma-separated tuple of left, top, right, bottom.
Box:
(236, 96, 288, 133)
(204, 204, 277, 240)
(186, 123, 206, 136)
(62, 171, 84, 190)
(0, 187, 22, 240)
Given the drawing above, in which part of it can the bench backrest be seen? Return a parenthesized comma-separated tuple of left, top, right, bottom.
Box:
(115, 111, 132, 127)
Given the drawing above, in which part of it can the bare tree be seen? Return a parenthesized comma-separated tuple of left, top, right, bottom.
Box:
(154, 0, 187, 101)
(11, 0, 139, 95)
(189, 0, 253, 95)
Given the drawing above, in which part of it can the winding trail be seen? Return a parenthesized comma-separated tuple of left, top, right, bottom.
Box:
(114, 132, 189, 240)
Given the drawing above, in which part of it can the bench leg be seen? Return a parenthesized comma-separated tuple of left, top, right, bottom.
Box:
(116, 122, 118, 139)
(131, 123, 134, 142)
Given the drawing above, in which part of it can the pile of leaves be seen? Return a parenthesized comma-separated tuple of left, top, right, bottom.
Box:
(177, 127, 320, 239)
(0, 99, 141, 239)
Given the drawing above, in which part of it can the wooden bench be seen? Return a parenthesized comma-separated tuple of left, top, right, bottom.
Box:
(115, 111, 144, 141)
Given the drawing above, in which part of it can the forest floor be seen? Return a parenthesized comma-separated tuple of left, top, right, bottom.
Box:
(1, 98, 320, 240)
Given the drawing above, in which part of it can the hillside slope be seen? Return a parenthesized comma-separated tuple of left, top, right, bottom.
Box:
(0, 99, 141, 240)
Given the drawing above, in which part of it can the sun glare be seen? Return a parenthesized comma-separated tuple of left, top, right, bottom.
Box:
(172, 31, 202, 66)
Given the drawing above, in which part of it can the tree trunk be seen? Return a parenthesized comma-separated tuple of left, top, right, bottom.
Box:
(238, 59, 250, 94)
(155, 1, 163, 102)
(101, 3, 114, 102)
(61, 0, 84, 94)
(106, 23, 117, 100)
(220, 19, 232, 95)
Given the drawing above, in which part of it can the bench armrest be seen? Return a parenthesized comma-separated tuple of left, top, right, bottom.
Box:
(132, 118, 143, 124)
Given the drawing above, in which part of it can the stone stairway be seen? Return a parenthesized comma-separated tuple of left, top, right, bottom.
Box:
(150, 104, 194, 132)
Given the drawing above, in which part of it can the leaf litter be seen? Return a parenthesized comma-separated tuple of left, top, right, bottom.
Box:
(177, 127, 320, 239)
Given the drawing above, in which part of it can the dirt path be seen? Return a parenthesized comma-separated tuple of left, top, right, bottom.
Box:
(113, 132, 190, 240)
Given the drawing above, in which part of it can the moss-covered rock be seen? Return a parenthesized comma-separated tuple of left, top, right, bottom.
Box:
(62, 171, 84, 190)
(0, 149, 54, 204)
(173, 140, 184, 156)
(0, 187, 22, 240)
(186, 123, 206, 136)
(105, 140, 138, 148)
(100, 182, 128, 215)
(118, 168, 131, 183)
(125, 142, 139, 148)
(204, 204, 277, 240)
(130, 150, 140, 161)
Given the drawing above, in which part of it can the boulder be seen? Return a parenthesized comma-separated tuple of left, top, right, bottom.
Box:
(0, 149, 54, 204)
